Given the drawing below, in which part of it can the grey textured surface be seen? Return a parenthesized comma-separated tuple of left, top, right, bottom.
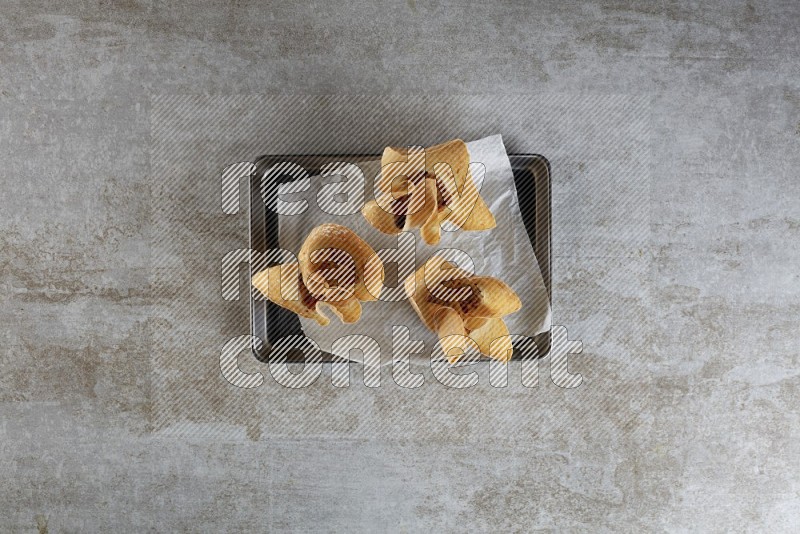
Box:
(1, 1, 799, 532)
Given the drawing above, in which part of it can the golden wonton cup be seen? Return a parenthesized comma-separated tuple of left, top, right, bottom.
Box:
(362, 139, 496, 245)
(252, 224, 384, 325)
(404, 255, 521, 363)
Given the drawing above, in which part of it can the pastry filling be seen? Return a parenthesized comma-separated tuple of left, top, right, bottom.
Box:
(392, 195, 410, 230)
(298, 275, 318, 309)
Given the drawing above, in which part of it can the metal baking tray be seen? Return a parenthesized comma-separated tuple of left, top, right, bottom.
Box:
(249, 153, 551, 362)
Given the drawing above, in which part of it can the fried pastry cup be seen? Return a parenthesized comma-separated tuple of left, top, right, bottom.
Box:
(252, 223, 384, 325)
(404, 255, 521, 363)
(362, 139, 496, 245)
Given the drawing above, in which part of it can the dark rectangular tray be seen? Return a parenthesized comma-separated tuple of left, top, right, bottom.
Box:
(249, 153, 551, 362)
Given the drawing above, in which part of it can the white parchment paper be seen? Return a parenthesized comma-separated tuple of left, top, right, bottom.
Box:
(278, 134, 551, 362)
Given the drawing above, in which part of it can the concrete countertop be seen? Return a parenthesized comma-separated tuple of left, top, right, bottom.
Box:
(1, 1, 798, 531)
